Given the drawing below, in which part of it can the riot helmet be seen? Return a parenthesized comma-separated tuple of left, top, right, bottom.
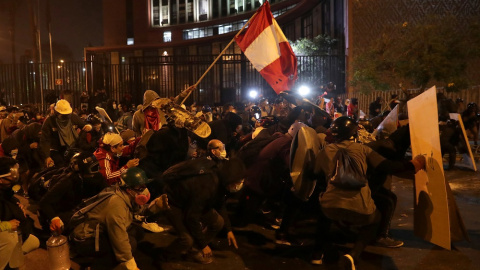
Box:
(70, 152, 99, 174)
(120, 167, 152, 187)
(330, 116, 358, 141)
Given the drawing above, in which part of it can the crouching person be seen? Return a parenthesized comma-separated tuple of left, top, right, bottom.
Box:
(0, 157, 40, 269)
(162, 157, 246, 264)
(68, 167, 169, 270)
(313, 117, 425, 269)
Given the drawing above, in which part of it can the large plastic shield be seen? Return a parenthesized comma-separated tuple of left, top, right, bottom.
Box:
(290, 126, 320, 201)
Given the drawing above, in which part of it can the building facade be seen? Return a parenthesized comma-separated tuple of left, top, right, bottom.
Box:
(86, 0, 346, 104)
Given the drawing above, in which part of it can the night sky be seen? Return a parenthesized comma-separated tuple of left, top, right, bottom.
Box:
(0, 0, 103, 63)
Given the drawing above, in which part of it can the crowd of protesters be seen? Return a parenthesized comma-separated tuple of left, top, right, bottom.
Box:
(0, 84, 478, 270)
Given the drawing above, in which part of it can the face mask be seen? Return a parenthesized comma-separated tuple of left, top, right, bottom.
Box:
(0, 165, 20, 188)
(133, 188, 150, 205)
(228, 182, 244, 193)
(59, 114, 70, 121)
(219, 150, 227, 159)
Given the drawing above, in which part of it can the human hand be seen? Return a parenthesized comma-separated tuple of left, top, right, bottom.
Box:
(186, 85, 196, 93)
(126, 159, 139, 168)
(30, 142, 38, 149)
(50, 217, 64, 234)
(46, 157, 55, 167)
(154, 194, 169, 210)
(227, 231, 238, 249)
(17, 203, 27, 217)
(411, 155, 426, 173)
(9, 219, 20, 230)
(202, 245, 212, 258)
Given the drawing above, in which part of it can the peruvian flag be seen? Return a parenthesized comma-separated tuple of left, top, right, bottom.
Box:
(235, 1, 297, 94)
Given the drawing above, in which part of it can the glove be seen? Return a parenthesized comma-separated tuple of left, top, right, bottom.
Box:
(50, 217, 64, 234)
(411, 155, 426, 173)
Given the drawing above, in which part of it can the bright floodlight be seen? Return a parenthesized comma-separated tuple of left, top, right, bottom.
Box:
(298, 85, 311, 96)
(249, 90, 258, 99)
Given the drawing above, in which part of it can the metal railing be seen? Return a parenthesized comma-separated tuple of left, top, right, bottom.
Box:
(0, 54, 345, 109)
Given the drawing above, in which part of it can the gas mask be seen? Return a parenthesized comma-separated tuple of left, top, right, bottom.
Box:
(130, 188, 151, 205)
(0, 165, 20, 189)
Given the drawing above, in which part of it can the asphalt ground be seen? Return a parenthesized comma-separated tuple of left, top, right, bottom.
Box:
(17, 154, 480, 270)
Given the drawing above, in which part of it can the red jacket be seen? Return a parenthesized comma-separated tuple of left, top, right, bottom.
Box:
(94, 147, 127, 186)
(94, 138, 141, 186)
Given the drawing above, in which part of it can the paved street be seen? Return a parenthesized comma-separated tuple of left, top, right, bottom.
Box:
(19, 159, 480, 270)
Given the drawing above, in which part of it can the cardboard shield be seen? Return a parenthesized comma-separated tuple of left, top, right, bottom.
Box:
(290, 126, 320, 201)
(449, 113, 477, 171)
(407, 86, 468, 249)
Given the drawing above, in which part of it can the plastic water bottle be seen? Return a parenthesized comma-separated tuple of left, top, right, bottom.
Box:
(47, 234, 71, 270)
(9, 230, 25, 268)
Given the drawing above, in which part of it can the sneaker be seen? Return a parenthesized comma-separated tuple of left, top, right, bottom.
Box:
(187, 251, 213, 264)
(374, 236, 404, 248)
(141, 222, 165, 233)
(310, 251, 324, 265)
(341, 254, 355, 270)
(275, 232, 304, 246)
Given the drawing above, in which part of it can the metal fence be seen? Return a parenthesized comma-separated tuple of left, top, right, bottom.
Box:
(338, 86, 480, 116)
(0, 54, 345, 110)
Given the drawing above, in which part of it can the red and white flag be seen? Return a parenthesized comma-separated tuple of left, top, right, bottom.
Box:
(235, 1, 297, 94)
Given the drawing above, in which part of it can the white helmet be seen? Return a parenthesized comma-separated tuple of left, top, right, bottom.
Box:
(102, 132, 123, 146)
(55, 99, 73, 114)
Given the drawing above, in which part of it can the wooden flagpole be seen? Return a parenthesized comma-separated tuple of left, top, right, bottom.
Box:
(180, 5, 263, 105)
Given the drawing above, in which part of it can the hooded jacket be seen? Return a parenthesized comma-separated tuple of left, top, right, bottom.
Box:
(132, 90, 167, 136)
(163, 158, 245, 249)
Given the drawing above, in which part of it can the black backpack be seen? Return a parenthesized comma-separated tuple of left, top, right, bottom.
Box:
(329, 144, 368, 190)
(161, 157, 217, 184)
(28, 167, 71, 202)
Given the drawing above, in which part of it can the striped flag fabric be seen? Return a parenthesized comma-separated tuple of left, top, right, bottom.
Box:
(235, 1, 297, 94)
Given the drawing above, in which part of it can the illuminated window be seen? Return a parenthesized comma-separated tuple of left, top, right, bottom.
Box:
(198, 0, 208, 21)
(163, 31, 172, 42)
(127, 38, 134, 45)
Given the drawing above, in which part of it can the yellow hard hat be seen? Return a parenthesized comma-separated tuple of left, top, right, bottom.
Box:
(55, 99, 73, 114)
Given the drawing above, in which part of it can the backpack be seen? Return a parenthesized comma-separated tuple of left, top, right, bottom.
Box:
(161, 157, 217, 184)
(28, 167, 70, 201)
(67, 187, 117, 231)
(329, 144, 368, 190)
